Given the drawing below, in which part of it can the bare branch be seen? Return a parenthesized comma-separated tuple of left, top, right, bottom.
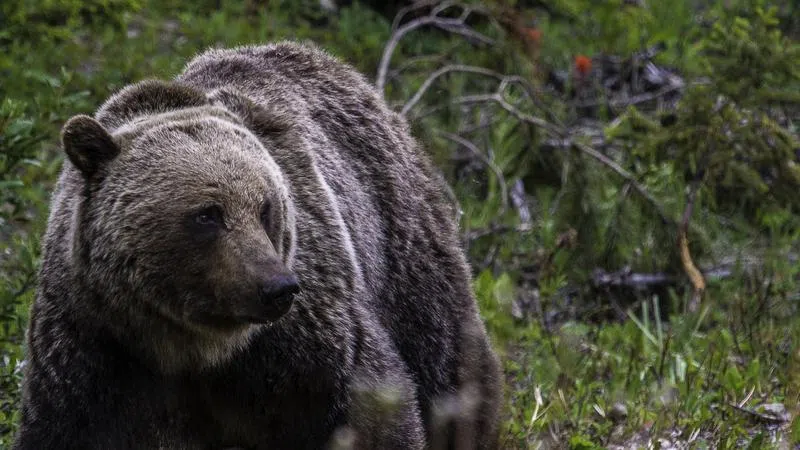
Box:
(377, 3, 494, 92)
(450, 93, 674, 225)
(436, 22, 495, 45)
(454, 93, 563, 135)
(510, 179, 532, 229)
(380, 7, 672, 228)
(401, 63, 552, 119)
(431, 0, 460, 17)
(462, 223, 537, 244)
(387, 53, 447, 83)
(402, 65, 505, 116)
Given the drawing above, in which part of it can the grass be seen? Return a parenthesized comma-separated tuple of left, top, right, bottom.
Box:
(487, 286, 800, 447)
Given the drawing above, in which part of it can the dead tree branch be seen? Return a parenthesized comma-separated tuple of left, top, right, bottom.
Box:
(403, 65, 504, 116)
(573, 84, 684, 110)
(401, 64, 546, 118)
(391, 0, 444, 31)
(376, 3, 494, 92)
(454, 93, 562, 135)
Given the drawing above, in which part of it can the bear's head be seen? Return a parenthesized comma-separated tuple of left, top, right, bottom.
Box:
(59, 81, 299, 372)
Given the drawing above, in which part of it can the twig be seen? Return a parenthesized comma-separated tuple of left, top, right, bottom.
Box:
(401, 64, 547, 118)
(453, 93, 562, 135)
(376, 3, 494, 92)
(387, 53, 447, 84)
(437, 130, 509, 213)
(402, 65, 507, 116)
(681, 178, 705, 312)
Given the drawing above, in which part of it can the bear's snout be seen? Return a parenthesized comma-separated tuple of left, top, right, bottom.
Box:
(254, 273, 299, 322)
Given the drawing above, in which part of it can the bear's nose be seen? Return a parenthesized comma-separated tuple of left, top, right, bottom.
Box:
(257, 273, 300, 320)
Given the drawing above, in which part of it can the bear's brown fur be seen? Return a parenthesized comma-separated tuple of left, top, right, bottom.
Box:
(14, 41, 501, 450)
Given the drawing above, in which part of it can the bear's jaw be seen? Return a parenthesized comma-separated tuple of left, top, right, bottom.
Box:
(140, 318, 264, 374)
(112, 308, 270, 375)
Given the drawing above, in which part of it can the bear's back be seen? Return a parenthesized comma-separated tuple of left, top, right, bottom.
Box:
(178, 42, 484, 430)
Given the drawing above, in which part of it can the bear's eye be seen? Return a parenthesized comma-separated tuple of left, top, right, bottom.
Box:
(260, 201, 272, 232)
(193, 205, 225, 230)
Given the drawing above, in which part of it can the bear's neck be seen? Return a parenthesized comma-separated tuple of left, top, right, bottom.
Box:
(116, 302, 265, 375)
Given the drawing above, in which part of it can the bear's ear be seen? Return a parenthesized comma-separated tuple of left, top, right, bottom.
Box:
(61, 115, 120, 177)
(208, 88, 294, 137)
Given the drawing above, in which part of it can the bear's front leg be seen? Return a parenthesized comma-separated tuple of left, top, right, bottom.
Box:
(328, 324, 425, 450)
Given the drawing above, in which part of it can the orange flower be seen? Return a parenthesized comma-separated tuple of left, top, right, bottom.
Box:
(524, 27, 542, 43)
(574, 54, 592, 75)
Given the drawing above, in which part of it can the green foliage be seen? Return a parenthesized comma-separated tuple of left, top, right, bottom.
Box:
(0, 100, 45, 190)
(481, 272, 798, 447)
(0, 0, 141, 44)
(531, 0, 699, 71)
(607, 5, 800, 230)
(0, 101, 52, 447)
(700, 5, 800, 105)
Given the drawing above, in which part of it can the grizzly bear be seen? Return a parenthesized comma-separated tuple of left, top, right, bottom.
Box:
(13, 41, 501, 450)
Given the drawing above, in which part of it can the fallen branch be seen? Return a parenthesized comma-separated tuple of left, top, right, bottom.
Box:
(592, 267, 676, 290)
(590, 261, 763, 291)
(573, 83, 684, 110)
